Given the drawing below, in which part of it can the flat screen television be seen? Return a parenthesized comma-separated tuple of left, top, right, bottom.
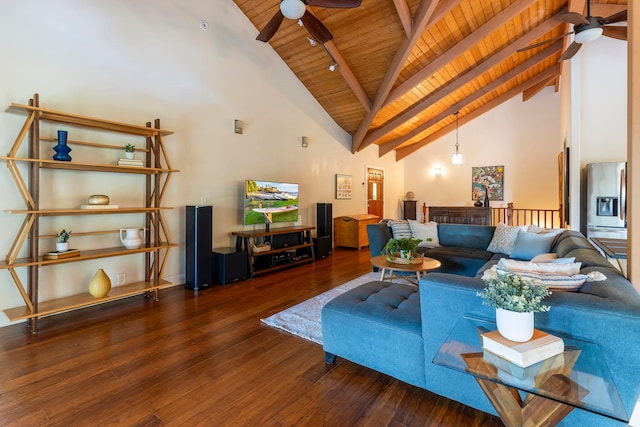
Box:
(244, 180, 299, 229)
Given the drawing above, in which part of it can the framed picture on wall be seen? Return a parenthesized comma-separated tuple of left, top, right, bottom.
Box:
(335, 174, 352, 199)
(472, 166, 504, 201)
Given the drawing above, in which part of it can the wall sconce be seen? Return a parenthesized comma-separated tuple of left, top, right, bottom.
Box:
(234, 119, 244, 135)
(301, 136, 308, 148)
(434, 167, 442, 177)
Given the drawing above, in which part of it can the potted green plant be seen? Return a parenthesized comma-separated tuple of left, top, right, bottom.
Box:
(124, 143, 135, 159)
(477, 272, 551, 342)
(382, 237, 422, 262)
(56, 229, 72, 252)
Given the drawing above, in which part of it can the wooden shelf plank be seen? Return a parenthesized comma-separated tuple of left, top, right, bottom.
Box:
(7, 206, 171, 215)
(251, 242, 314, 257)
(0, 156, 179, 174)
(10, 103, 174, 137)
(0, 243, 178, 269)
(6, 207, 172, 215)
(3, 279, 175, 321)
(252, 257, 314, 275)
(232, 226, 315, 238)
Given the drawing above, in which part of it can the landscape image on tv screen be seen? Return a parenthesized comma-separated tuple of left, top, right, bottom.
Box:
(244, 180, 299, 225)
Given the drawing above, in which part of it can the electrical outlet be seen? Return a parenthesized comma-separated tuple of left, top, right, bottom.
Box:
(117, 272, 126, 285)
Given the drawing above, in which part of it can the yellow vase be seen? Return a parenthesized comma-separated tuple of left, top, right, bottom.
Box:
(88, 268, 111, 298)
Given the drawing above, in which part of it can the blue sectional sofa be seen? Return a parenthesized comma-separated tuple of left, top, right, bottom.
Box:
(321, 222, 640, 426)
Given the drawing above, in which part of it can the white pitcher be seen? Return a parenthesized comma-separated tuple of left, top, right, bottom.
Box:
(120, 227, 145, 249)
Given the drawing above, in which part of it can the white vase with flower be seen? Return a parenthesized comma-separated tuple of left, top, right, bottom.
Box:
(477, 271, 551, 342)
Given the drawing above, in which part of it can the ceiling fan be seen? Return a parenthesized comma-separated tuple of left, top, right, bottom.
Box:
(517, 0, 627, 61)
(256, 0, 361, 44)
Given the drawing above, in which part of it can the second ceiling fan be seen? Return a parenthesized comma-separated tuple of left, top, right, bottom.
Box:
(256, 0, 361, 44)
(518, 0, 627, 61)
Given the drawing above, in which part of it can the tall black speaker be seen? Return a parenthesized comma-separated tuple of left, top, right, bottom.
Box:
(317, 203, 332, 237)
(185, 205, 213, 291)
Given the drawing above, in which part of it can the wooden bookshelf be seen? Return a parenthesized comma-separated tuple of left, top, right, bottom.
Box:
(1, 94, 178, 332)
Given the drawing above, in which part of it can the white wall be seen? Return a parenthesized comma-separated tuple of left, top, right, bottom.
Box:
(579, 37, 628, 164)
(404, 88, 562, 213)
(0, 0, 404, 327)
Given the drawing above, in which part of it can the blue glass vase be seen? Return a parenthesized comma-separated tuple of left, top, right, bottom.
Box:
(53, 130, 72, 161)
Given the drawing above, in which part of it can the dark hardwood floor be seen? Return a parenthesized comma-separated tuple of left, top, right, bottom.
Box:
(0, 248, 502, 426)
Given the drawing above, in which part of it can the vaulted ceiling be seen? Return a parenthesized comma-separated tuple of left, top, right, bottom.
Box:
(233, 0, 628, 160)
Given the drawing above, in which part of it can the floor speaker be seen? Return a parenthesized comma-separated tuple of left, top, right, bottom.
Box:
(313, 235, 332, 259)
(213, 247, 248, 284)
(185, 205, 213, 291)
(317, 203, 332, 237)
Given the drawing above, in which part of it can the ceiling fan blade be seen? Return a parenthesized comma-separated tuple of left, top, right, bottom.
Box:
(602, 10, 627, 25)
(603, 26, 627, 41)
(516, 32, 573, 52)
(558, 12, 589, 25)
(256, 10, 285, 42)
(304, 0, 361, 7)
(300, 11, 333, 44)
(559, 42, 582, 62)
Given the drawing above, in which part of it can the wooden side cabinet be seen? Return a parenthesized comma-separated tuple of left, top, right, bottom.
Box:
(0, 94, 179, 332)
(334, 214, 380, 250)
(403, 200, 417, 220)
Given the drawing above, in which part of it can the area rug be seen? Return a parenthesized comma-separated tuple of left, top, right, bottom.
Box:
(260, 272, 380, 345)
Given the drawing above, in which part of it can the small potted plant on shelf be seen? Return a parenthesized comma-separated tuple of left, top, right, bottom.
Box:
(382, 237, 422, 263)
(477, 272, 551, 342)
(124, 144, 135, 159)
(56, 229, 72, 252)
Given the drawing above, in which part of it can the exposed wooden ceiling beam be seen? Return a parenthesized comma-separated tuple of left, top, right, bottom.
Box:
(379, 41, 562, 156)
(324, 40, 371, 113)
(364, 13, 565, 148)
(523, 75, 558, 101)
(382, 0, 540, 111)
(350, 0, 458, 153)
(393, 0, 412, 37)
(395, 64, 561, 160)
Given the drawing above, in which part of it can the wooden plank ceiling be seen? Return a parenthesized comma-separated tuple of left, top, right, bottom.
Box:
(233, 0, 628, 160)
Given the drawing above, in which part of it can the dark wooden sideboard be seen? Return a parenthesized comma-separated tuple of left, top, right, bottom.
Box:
(428, 206, 491, 225)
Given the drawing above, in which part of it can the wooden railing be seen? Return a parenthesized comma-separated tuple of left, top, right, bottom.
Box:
(491, 203, 564, 228)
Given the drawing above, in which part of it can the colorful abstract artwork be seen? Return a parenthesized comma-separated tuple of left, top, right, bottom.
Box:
(472, 166, 504, 201)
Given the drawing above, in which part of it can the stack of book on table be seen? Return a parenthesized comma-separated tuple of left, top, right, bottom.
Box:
(117, 158, 144, 167)
(481, 329, 564, 368)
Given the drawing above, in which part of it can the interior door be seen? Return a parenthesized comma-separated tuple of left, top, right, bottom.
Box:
(367, 167, 384, 219)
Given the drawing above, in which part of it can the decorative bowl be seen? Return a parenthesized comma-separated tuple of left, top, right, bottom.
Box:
(88, 195, 110, 205)
(386, 253, 424, 265)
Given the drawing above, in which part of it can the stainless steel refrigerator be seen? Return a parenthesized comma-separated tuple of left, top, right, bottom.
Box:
(586, 162, 627, 239)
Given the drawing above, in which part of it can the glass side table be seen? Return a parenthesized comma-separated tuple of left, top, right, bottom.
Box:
(433, 317, 628, 426)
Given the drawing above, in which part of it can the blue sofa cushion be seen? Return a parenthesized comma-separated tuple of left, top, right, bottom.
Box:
(423, 246, 494, 277)
(437, 223, 496, 250)
(324, 281, 421, 334)
(322, 281, 426, 388)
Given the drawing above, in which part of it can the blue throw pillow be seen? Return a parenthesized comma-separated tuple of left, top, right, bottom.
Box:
(510, 229, 557, 261)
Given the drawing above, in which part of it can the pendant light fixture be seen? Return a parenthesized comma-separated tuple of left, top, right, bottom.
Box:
(452, 111, 463, 166)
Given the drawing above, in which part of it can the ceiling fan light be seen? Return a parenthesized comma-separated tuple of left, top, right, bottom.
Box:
(280, 0, 306, 20)
(575, 27, 603, 43)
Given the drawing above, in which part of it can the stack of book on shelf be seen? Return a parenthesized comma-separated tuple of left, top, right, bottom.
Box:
(44, 249, 81, 260)
(481, 329, 564, 368)
(117, 158, 144, 167)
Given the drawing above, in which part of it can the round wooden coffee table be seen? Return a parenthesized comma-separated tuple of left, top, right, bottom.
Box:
(370, 255, 441, 285)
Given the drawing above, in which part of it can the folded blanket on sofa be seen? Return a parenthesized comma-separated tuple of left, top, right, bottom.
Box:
(482, 258, 606, 291)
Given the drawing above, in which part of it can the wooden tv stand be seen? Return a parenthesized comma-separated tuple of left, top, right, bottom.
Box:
(232, 226, 315, 278)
